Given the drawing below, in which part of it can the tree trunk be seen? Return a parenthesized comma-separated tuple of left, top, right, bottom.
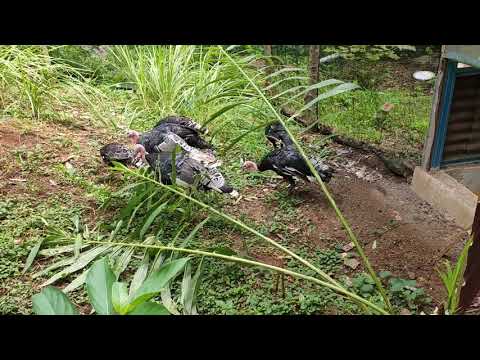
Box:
(263, 45, 272, 57)
(304, 45, 320, 124)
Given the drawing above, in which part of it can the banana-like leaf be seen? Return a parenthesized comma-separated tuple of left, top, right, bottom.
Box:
(112, 281, 129, 315)
(32, 286, 79, 315)
(128, 301, 170, 315)
(129, 257, 190, 309)
(86, 257, 116, 315)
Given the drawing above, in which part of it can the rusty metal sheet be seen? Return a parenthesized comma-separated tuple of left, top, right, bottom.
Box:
(442, 73, 480, 163)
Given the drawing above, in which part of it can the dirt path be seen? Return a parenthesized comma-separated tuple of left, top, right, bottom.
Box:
(225, 142, 468, 303)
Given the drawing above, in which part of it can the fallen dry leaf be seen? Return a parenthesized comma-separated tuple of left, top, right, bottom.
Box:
(60, 155, 76, 163)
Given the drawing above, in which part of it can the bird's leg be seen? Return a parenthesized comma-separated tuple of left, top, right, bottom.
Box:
(273, 273, 279, 294)
(280, 274, 285, 299)
(240, 237, 249, 257)
(286, 177, 296, 195)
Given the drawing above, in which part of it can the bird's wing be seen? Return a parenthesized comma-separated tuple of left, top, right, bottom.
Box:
(154, 132, 193, 153)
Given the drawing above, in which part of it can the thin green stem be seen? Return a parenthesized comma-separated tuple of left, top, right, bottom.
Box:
(85, 239, 389, 315)
(219, 46, 393, 312)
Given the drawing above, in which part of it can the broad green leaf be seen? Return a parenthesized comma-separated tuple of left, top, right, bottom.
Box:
(128, 301, 170, 315)
(112, 281, 129, 315)
(32, 286, 79, 315)
(86, 257, 116, 315)
(22, 238, 44, 274)
(129, 257, 190, 308)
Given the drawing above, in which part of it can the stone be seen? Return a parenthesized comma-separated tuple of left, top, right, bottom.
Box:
(399, 308, 411, 315)
(344, 258, 360, 270)
(342, 242, 355, 252)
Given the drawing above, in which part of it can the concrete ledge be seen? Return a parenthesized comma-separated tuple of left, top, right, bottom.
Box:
(411, 166, 478, 229)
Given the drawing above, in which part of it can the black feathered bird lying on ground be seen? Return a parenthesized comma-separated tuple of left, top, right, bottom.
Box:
(134, 144, 238, 197)
(100, 143, 144, 167)
(243, 122, 334, 193)
(128, 116, 212, 154)
(153, 115, 207, 134)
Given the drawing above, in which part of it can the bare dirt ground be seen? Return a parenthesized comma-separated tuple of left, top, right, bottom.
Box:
(224, 141, 468, 304)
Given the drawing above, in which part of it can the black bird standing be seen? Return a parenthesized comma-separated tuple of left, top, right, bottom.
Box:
(243, 122, 334, 193)
(265, 121, 293, 148)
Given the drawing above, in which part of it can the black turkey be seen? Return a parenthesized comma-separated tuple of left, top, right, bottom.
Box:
(100, 143, 141, 167)
(153, 115, 207, 134)
(128, 116, 212, 153)
(134, 144, 238, 197)
(242, 144, 334, 193)
(265, 121, 293, 148)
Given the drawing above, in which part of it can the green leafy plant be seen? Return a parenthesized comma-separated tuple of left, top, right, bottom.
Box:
(437, 236, 473, 315)
(32, 256, 190, 315)
(324, 45, 416, 61)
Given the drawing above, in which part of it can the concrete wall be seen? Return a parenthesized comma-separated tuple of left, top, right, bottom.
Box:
(412, 166, 478, 229)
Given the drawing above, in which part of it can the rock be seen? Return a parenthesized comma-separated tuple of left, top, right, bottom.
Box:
(408, 272, 416, 279)
(49, 180, 58, 186)
(344, 258, 360, 270)
(342, 242, 355, 252)
(399, 308, 411, 315)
